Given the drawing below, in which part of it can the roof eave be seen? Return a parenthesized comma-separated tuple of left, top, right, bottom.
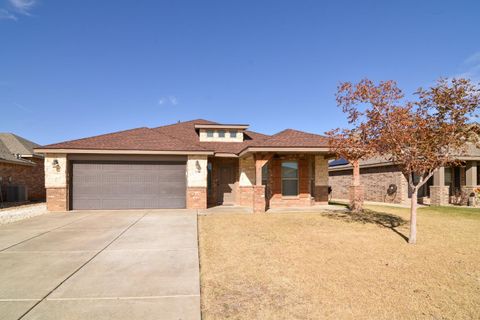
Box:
(0, 158, 35, 166)
(239, 147, 332, 157)
(34, 148, 215, 155)
(194, 124, 249, 130)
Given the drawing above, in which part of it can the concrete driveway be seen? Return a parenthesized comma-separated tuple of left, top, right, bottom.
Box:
(0, 210, 200, 320)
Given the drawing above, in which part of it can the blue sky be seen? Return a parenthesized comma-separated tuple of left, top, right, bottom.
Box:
(1, 0, 479, 145)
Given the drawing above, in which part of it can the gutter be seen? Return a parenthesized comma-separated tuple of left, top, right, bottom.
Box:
(34, 148, 215, 156)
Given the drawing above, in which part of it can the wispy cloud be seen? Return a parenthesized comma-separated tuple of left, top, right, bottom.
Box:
(9, 0, 36, 15)
(158, 96, 179, 106)
(0, 8, 17, 20)
(453, 52, 480, 83)
(13, 102, 31, 112)
(0, 0, 37, 21)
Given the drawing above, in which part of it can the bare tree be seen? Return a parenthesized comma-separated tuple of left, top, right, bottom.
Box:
(334, 78, 480, 244)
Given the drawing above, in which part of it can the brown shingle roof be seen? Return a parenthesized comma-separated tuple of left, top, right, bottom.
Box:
(249, 129, 329, 148)
(39, 119, 328, 154)
(153, 119, 270, 154)
(41, 127, 208, 151)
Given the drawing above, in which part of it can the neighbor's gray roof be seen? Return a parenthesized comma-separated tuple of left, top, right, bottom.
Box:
(329, 143, 480, 171)
(0, 133, 41, 165)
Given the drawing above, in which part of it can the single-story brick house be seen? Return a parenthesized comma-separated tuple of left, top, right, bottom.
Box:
(0, 133, 45, 202)
(35, 119, 333, 212)
(329, 144, 480, 206)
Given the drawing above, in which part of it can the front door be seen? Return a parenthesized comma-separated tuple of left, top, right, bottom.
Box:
(217, 165, 236, 205)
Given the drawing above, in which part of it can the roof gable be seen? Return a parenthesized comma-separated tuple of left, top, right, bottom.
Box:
(37, 119, 328, 154)
(250, 129, 328, 148)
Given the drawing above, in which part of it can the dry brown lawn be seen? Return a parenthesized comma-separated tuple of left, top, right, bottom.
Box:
(198, 205, 480, 319)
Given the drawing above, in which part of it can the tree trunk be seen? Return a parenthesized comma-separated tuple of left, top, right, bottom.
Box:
(349, 160, 363, 212)
(352, 159, 360, 186)
(409, 189, 418, 244)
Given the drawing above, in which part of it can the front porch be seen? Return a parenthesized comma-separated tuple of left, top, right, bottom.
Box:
(428, 160, 480, 206)
(206, 153, 331, 213)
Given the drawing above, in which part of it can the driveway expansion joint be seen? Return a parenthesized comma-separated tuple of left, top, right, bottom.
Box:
(0, 214, 93, 253)
(16, 212, 150, 320)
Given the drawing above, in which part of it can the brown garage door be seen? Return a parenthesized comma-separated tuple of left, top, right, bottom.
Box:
(71, 161, 186, 210)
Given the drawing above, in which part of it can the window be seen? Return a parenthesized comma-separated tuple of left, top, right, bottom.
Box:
(444, 167, 452, 187)
(207, 162, 213, 195)
(281, 161, 298, 196)
(206, 130, 214, 138)
(262, 164, 269, 186)
(218, 130, 225, 138)
(229, 130, 237, 138)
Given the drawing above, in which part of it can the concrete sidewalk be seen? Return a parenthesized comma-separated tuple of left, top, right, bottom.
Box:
(0, 210, 200, 320)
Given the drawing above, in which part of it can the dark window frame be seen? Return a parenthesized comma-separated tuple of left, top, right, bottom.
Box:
(281, 161, 299, 196)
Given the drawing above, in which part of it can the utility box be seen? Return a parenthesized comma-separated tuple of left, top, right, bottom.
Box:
(6, 185, 28, 202)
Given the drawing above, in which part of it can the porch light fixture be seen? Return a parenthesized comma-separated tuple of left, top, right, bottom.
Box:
(195, 160, 202, 173)
(52, 159, 60, 169)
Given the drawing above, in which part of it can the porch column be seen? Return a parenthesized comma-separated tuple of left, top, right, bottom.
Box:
(430, 166, 449, 206)
(45, 154, 69, 211)
(463, 161, 477, 206)
(238, 155, 255, 209)
(253, 155, 271, 213)
(186, 155, 208, 209)
(314, 155, 329, 204)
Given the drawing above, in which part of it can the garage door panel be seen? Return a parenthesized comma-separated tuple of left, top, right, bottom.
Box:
(72, 161, 186, 210)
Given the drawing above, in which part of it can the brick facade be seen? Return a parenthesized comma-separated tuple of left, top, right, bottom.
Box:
(46, 187, 68, 211)
(253, 185, 266, 213)
(0, 157, 45, 201)
(314, 155, 329, 204)
(429, 186, 449, 206)
(329, 165, 409, 205)
(186, 156, 208, 209)
(238, 186, 254, 207)
(186, 187, 207, 209)
(268, 154, 314, 208)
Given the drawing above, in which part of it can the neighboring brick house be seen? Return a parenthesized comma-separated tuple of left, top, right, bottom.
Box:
(0, 133, 45, 202)
(35, 119, 333, 212)
(329, 145, 480, 206)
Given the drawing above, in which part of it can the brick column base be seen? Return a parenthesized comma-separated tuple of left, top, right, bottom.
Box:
(186, 187, 207, 209)
(239, 186, 254, 207)
(429, 186, 449, 206)
(46, 188, 68, 211)
(461, 186, 476, 206)
(253, 185, 266, 213)
(314, 185, 329, 204)
(348, 185, 364, 211)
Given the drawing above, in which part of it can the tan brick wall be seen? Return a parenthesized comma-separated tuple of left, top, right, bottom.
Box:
(0, 158, 45, 201)
(239, 186, 254, 207)
(239, 155, 255, 186)
(430, 186, 449, 206)
(329, 165, 409, 204)
(314, 155, 328, 185)
(314, 155, 329, 203)
(186, 187, 207, 209)
(46, 187, 68, 211)
(253, 185, 266, 213)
